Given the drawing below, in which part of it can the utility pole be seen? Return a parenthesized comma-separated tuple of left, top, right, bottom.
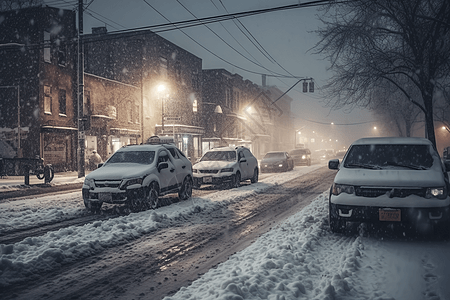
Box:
(77, 0, 85, 177)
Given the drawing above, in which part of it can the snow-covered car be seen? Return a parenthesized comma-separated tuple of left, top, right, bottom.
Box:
(288, 148, 311, 166)
(328, 137, 450, 235)
(82, 140, 193, 212)
(260, 151, 294, 173)
(192, 146, 259, 189)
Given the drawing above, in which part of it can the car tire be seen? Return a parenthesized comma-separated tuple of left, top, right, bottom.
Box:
(329, 202, 346, 233)
(84, 199, 102, 213)
(250, 168, 259, 183)
(146, 182, 160, 209)
(307, 160, 311, 166)
(230, 172, 241, 189)
(178, 176, 193, 200)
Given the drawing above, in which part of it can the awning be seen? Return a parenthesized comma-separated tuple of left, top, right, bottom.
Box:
(155, 124, 204, 135)
(41, 125, 78, 132)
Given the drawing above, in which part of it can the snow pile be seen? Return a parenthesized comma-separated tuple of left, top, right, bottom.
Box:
(0, 165, 324, 287)
(164, 193, 367, 300)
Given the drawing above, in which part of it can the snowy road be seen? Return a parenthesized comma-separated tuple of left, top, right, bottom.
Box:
(1, 164, 450, 300)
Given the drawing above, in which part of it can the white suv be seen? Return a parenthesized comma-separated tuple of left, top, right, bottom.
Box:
(192, 146, 259, 189)
(328, 137, 450, 235)
(82, 139, 193, 212)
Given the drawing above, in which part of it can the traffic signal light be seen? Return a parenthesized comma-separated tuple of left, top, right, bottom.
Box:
(309, 82, 314, 93)
(303, 81, 308, 93)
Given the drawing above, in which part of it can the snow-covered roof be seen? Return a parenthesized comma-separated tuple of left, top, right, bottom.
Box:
(352, 136, 432, 145)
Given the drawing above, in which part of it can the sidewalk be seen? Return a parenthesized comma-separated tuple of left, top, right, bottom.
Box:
(0, 171, 88, 198)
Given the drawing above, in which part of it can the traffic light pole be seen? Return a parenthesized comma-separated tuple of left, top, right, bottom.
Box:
(77, 0, 85, 177)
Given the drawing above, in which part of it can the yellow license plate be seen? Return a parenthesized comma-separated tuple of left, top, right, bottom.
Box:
(379, 209, 401, 222)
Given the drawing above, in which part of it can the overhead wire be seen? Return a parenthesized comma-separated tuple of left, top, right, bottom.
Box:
(175, 0, 291, 78)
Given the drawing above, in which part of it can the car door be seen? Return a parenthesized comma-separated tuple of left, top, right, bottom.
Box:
(156, 149, 177, 194)
(242, 149, 256, 179)
(166, 146, 190, 187)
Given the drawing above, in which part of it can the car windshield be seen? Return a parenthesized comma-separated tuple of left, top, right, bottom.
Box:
(107, 151, 155, 165)
(289, 150, 306, 155)
(264, 152, 285, 159)
(201, 151, 236, 162)
(344, 144, 433, 169)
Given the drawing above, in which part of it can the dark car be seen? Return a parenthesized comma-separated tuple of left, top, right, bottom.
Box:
(289, 148, 311, 166)
(260, 151, 294, 173)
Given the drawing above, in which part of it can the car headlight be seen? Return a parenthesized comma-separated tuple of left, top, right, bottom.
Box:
(332, 183, 354, 195)
(278, 163, 284, 167)
(426, 187, 447, 199)
(120, 178, 143, 189)
(84, 178, 95, 189)
(302, 155, 306, 159)
(221, 168, 233, 173)
(193, 169, 198, 173)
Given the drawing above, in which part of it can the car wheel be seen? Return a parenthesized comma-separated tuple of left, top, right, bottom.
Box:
(250, 168, 259, 183)
(230, 172, 241, 188)
(84, 199, 102, 213)
(329, 203, 346, 233)
(178, 176, 193, 200)
(127, 197, 147, 213)
(146, 182, 160, 209)
(307, 159, 311, 166)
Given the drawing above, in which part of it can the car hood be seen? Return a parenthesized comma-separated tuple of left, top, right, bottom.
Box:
(86, 163, 152, 180)
(261, 157, 284, 164)
(335, 167, 445, 187)
(193, 161, 235, 169)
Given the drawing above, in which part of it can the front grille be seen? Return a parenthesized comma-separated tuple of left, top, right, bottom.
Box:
(94, 180, 122, 188)
(200, 170, 219, 174)
(355, 187, 426, 198)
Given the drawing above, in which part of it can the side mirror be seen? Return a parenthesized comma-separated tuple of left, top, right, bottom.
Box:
(328, 159, 340, 170)
(158, 162, 169, 172)
(97, 163, 104, 168)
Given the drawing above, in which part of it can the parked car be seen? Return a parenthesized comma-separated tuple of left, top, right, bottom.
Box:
(260, 151, 294, 173)
(82, 137, 193, 212)
(192, 146, 259, 189)
(289, 148, 311, 166)
(328, 137, 450, 235)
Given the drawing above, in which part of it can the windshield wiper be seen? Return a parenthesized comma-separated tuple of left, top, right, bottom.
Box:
(345, 163, 381, 170)
(385, 161, 426, 170)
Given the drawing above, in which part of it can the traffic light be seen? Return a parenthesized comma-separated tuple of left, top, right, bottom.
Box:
(303, 81, 308, 93)
(309, 81, 314, 93)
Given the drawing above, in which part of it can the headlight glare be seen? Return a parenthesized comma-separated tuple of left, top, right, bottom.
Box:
(426, 187, 447, 199)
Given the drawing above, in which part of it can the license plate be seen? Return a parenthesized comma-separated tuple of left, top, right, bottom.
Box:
(99, 192, 112, 202)
(203, 177, 212, 183)
(379, 209, 401, 222)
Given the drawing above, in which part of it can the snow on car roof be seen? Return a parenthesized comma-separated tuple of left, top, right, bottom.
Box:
(118, 144, 166, 152)
(207, 147, 236, 152)
(352, 136, 432, 145)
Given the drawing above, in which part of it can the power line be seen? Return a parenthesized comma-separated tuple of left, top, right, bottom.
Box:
(175, 0, 290, 78)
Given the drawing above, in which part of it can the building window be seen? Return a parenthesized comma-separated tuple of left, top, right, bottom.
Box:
(59, 89, 66, 115)
(127, 101, 132, 123)
(58, 45, 66, 66)
(84, 90, 91, 116)
(44, 31, 51, 63)
(135, 103, 140, 124)
(159, 57, 168, 79)
(192, 71, 200, 90)
(44, 85, 52, 114)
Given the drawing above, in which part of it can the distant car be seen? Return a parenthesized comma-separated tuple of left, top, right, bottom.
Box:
(192, 146, 259, 189)
(260, 151, 294, 173)
(289, 148, 311, 166)
(82, 137, 193, 212)
(335, 149, 347, 159)
(328, 137, 450, 235)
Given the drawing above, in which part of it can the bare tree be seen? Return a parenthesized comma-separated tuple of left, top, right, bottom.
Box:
(0, 0, 43, 11)
(314, 0, 450, 148)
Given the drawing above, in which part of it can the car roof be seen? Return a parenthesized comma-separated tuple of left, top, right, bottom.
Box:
(117, 144, 168, 152)
(266, 151, 285, 154)
(352, 137, 432, 146)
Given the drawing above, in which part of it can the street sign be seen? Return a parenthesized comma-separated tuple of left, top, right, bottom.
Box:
(164, 116, 181, 121)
